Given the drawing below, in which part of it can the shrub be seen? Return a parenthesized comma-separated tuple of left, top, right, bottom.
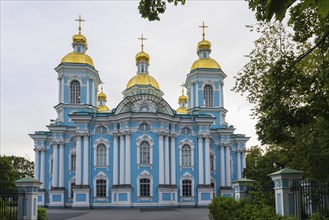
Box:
(38, 207, 47, 220)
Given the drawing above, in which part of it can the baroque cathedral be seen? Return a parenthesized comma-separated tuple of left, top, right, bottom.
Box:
(30, 17, 249, 208)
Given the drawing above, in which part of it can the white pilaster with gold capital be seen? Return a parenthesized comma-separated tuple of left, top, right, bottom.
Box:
(120, 134, 125, 184)
(83, 134, 89, 185)
(59, 143, 64, 188)
(170, 134, 176, 185)
(165, 135, 170, 184)
(76, 135, 82, 185)
(113, 133, 119, 185)
(52, 144, 58, 188)
(125, 133, 131, 185)
(159, 134, 164, 185)
(205, 137, 210, 185)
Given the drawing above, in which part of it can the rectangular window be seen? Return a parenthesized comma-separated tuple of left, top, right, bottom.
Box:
(71, 154, 76, 171)
(96, 179, 106, 197)
(210, 155, 214, 171)
(182, 179, 192, 197)
(140, 178, 150, 197)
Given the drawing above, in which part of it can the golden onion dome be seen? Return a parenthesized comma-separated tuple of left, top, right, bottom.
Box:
(98, 91, 107, 101)
(98, 105, 110, 113)
(176, 107, 188, 114)
(61, 52, 94, 67)
(197, 40, 211, 52)
(126, 74, 160, 90)
(72, 34, 87, 45)
(136, 51, 150, 63)
(191, 58, 221, 71)
(178, 94, 188, 102)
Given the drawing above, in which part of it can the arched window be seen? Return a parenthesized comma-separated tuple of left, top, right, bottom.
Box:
(96, 179, 106, 197)
(140, 178, 150, 197)
(182, 144, 191, 166)
(70, 80, 80, 104)
(96, 126, 107, 134)
(182, 179, 192, 197)
(139, 122, 150, 132)
(204, 85, 213, 107)
(139, 141, 150, 165)
(96, 144, 106, 166)
(181, 127, 191, 136)
(70, 153, 76, 171)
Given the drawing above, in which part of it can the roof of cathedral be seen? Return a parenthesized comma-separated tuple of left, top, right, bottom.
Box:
(126, 74, 160, 90)
(191, 58, 221, 71)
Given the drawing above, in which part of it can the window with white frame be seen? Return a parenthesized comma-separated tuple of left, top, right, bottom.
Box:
(180, 172, 194, 198)
(96, 179, 107, 197)
(204, 84, 213, 107)
(137, 170, 153, 198)
(182, 145, 191, 166)
(182, 179, 192, 197)
(136, 135, 154, 167)
(179, 139, 194, 168)
(139, 178, 150, 197)
(71, 153, 76, 171)
(139, 122, 150, 132)
(181, 127, 191, 136)
(96, 144, 106, 166)
(96, 126, 107, 135)
(139, 141, 150, 165)
(70, 80, 80, 104)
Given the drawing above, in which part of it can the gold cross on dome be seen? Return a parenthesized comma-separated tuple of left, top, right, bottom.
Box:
(75, 15, 85, 35)
(138, 34, 147, 51)
(180, 82, 185, 95)
(100, 82, 105, 92)
(199, 22, 208, 40)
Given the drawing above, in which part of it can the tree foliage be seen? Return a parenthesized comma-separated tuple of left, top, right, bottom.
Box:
(0, 155, 34, 192)
(235, 1, 329, 181)
(138, 0, 185, 21)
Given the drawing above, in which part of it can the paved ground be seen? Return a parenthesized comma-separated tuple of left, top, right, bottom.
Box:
(47, 208, 209, 220)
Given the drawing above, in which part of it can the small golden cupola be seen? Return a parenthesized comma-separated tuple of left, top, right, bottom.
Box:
(176, 83, 188, 114)
(97, 84, 110, 112)
(126, 34, 160, 90)
(191, 22, 221, 71)
(61, 15, 94, 67)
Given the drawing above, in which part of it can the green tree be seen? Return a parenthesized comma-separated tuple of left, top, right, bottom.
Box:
(138, 0, 185, 21)
(234, 0, 329, 181)
(0, 155, 34, 192)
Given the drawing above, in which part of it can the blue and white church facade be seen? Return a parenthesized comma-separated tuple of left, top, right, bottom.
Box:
(30, 19, 249, 208)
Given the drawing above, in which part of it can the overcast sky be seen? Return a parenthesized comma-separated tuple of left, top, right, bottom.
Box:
(1, 1, 260, 161)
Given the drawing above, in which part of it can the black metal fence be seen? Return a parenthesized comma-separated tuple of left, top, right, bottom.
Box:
(0, 192, 23, 220)
(291, 180, 329, 219)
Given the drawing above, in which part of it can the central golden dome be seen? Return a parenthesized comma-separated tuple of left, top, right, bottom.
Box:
(61, 52, 94, 67)
(191, 58, 221, 71)
(126, 74, 160, 89)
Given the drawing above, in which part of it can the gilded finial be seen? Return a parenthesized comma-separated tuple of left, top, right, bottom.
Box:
(100, 82, 105, 92)
(199, 22, 208, 40)
(138, 34, 147, 51)
(75, 15, 85, 35)
(180, 82, 185, 95)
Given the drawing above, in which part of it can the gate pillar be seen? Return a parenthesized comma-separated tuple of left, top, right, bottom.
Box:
(14, 176, 41, 220)
(268, 168, 304, 217)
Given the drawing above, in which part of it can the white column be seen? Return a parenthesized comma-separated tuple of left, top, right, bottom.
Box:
(237, 150, 241, 179)
(164, 135, 170, 185)
(58, 78, 61, 104)
(195, 81, 199, 107)
(76, 135, 82, 185)
(198, 137, 204, 185)
(86, 78, 90, 105)
(205, 138, 211, 185)
(34, 148, 39, 180)
(40, 148, 45, 189)
(59, 143, 64, 188)
(113, 134, 118, 185)
(91, 80, 95, 106)
(170, 135, 176, 185)
(61, 79, 64, 103)
(220, 82, 224, 107)
(225, 145, 231, 186)
(52, 144, 58, 188)
(159, 135, 164, 185)
(120, 134, 125, 184)
(190, 83, 194, 108)
(242, 151, 246, 171)
(220, 145, 225, 187)
(125, 133, 131, 185)
(83, 134, 89, 185)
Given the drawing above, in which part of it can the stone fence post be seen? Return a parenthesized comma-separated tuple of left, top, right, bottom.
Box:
(231, 178, 255, 200)
(14, 176, 41, 220)
(268, 168, 304, 217)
